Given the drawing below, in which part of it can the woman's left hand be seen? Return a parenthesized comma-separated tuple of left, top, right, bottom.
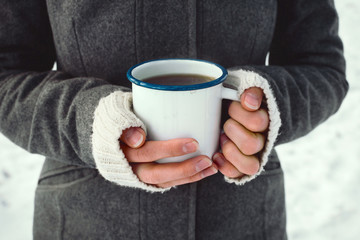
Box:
(213, 87, 269, 179)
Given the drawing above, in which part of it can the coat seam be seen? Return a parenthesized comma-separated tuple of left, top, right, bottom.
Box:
(36, 172, 98, 191)
(263, 176, 271, 240)
(72, 20, 88, 76)
(56, 193, 64, 240)
(138, 190, 142, 240)
(247, 23, 258, 63)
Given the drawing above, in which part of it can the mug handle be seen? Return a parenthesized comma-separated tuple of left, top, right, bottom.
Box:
(221, 85, 240, 101)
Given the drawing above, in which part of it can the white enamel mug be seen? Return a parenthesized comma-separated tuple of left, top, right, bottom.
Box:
(127, 59, 239, 163)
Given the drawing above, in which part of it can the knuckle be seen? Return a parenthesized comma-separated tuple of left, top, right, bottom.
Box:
(228, 101, 242, 118)
(165, 141, 182, 157)
(135, 148, 149, 162)
(140, 172, 152, 183)
(223, 167, 241, 178)
(244, 157, 260, 175)
(248, 164, 260, 175)
(223, 119, 233, 133)
(241, 136, 261, 155)
(180, 164, 195, 178)
(188, 173, 203, 182)
(250, 110, 269, 132)
(228, 102, 236, 117)
(222, 141, 236, 157)
(141, 169, 160, 184)
(240, 145, 254, 156)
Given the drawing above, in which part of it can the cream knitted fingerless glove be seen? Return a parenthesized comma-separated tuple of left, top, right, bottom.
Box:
(223, 69, 282, 185)
(92, 91, 170, 193)
(91, 70, 280, 191)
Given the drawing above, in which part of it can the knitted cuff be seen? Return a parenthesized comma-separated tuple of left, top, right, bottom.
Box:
(223, 69, 282, 185)
(92, 91, 170, 193)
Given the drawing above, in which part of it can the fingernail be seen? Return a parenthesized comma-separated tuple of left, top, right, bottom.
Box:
(195, 158, 212, 172)
(220, 134, 229, 146)
(125, 128, 144, 148)
(245, 92, 260, 110)
(213, 153, 225, 168)
(183, 141, 199, 153)
(201, 166, 218, 178)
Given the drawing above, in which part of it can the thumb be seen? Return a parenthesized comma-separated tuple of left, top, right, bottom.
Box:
(240, 87, 264, 111)
(120, 127, 146, 148)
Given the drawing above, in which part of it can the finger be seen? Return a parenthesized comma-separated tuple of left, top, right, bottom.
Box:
(213, 152, 244, 179)
(120, 127, 146, 148)
(240, 87, 264, 111)
(156, 165, 218, 188)
(122, 138, 199, 163)
(223, 119, 265, 155)
(220, 134, 260, 175)
(228, 101, 269, 132)
(131, 155, 215, 184)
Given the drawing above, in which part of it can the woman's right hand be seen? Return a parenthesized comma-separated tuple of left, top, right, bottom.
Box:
(119, 127, 218, 188)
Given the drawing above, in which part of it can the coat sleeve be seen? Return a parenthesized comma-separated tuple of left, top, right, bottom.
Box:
(224, 0, 348, 185)
(0, 1, 118, 166)
(0, 1, 168, 192)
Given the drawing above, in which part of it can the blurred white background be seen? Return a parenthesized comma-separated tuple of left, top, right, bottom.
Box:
(1, 0, 359, 239)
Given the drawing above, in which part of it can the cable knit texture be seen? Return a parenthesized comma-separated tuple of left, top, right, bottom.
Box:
(92, 91, 170, 193)
(224, 69, 282, 185)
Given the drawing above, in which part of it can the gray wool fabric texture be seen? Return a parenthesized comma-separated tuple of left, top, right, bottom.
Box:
(0, 0, 348, 239)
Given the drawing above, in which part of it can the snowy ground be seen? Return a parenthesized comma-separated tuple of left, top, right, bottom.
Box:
(0, 0, 359, 239)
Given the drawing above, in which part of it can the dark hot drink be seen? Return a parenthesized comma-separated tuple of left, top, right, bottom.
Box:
(143, 74, 215, 86)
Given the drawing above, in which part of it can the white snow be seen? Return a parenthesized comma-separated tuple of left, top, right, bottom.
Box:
(276, 0, 360, 239)
(0, 0, 359, 239)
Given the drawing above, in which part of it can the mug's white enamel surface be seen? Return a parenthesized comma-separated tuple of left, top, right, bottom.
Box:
(129, 59, 239, 163)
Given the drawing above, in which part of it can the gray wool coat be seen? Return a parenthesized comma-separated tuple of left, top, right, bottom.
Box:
(0, 0, 348, 239)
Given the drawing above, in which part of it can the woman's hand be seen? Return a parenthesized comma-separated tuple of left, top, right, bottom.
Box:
(213, 87, 269, 179)
(119, 128, 218, 188)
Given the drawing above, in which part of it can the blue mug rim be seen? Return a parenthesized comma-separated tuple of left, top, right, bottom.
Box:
(126, 58, 228, 91)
